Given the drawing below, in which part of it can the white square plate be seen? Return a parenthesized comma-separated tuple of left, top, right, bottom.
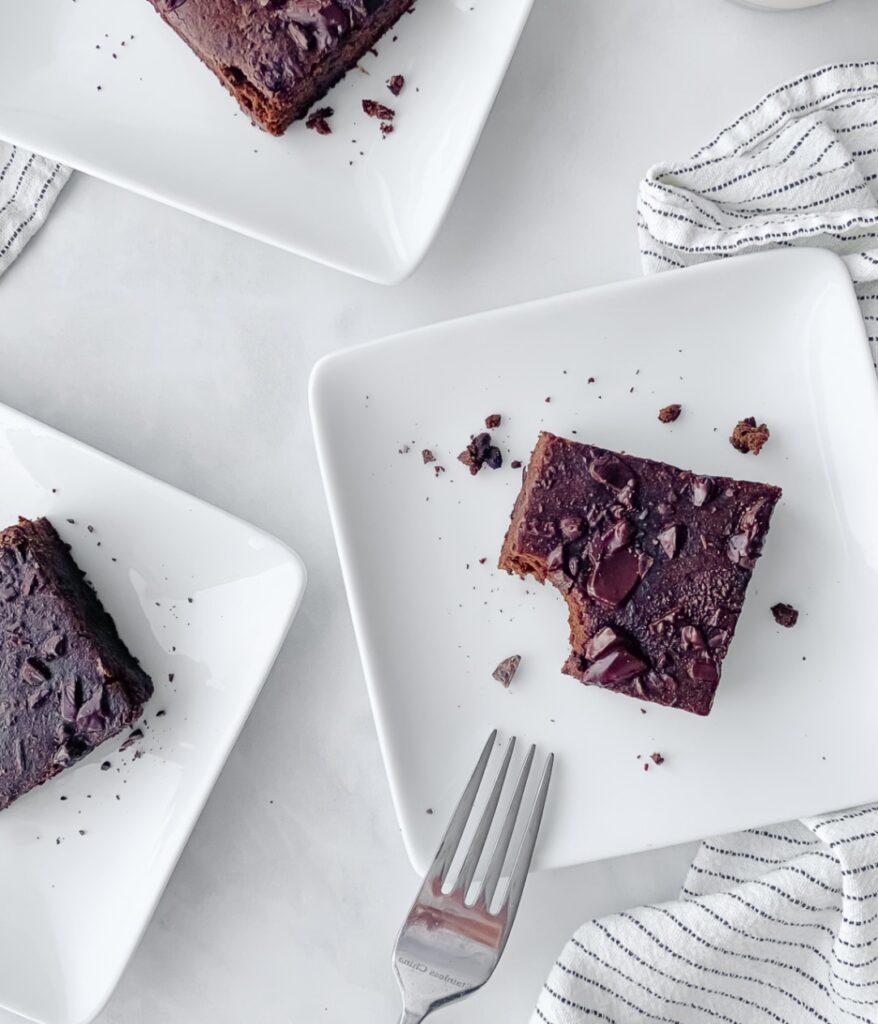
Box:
(0, 0, 534, 283)
(311, 249, 878, 873)
(0, 404, 305, 1024)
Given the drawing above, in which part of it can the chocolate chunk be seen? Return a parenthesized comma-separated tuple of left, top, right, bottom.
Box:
(771, 602, 799, 628)
(40, 633, 67, 660)
(691, 477, 714, 507)
(657, 524, 682, 559)
(485, 413, 502, 429)
(422, 449, 435, 464)
(362, 99, 395, 120)
(387, 74, 405, 96)
(582, 647, 647, 686)
(650, 752, 665, 765)
(588, 453, 636, 494)
(118, 728, 144, 752)
(587, 547, 652, 607)
(658, 404, 681, 423)
(511, 460, 522, 469)
(305, 106, 334, 134)
(546, 544, 565, 573)
(21, 658, 50, 685)
(584, 625, 625, 661)
(727, 498, 771, 569)
(680, 625, 706, 650)
(688, 654, 719, 684)
(76, 689, 107, 741)
(458, 432, 502, 475)
(730, 417, 769, 455)
(492, 654, 521, 688)
(60, 678, 81, 723)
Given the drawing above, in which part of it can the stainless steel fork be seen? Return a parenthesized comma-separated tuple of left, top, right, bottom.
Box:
(392, 731, 554, 1023)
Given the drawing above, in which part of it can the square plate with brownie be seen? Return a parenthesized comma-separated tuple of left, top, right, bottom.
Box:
(0, 406, 305, 1024)
(311, 248, 878, 873)
(0, 0, 536, 282)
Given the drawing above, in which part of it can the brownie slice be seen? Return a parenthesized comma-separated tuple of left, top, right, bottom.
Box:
(0, 518, 153, 810)
(147, 0, 415, 136)
(499, 433, 781, 716)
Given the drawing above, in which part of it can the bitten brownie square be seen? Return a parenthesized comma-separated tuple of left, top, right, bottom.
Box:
(499, 433, 781, 716)
(0, 518, 153, 810)
(146, 0, 415, 135)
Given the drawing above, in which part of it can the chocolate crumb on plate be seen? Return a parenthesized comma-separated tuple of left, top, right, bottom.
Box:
(492, 654, 521, 688)
(101, 761, 111, 771)
(362, 99, 395, 120)
(305, 106, 333, 134)
(730, 417, 770, 455)
(380, 122, 394, 135)
(771, 602, 799, 628)
(587, 377, 595, 384)
(118, 728, 144, 752)
(426, 807, 433, 815)
(387, 74, 405, 95)
(422, 449, 435, 464)
(485, 413, 502, 429)
(458, 432, 502, 475)
(658, 404, 681, 423)
(650, 752, 665, 765)
(511, 460, 522, 469)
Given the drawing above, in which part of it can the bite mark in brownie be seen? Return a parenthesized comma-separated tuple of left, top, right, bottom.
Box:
(730, 417, 770, 455)
(0, 518, 153, 810)
(146, 0, 415, 135)
(499, 432, 781, 715)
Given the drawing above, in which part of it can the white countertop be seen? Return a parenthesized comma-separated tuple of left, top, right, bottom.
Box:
(1, 1, 876, 1020)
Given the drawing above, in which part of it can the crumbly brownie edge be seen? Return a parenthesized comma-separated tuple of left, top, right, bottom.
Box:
(151, 0, 415, 135)
(498, 432, 553, 581)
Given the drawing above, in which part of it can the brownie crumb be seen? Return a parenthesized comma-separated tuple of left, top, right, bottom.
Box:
(101, 761, 111, 771)
(387, 74, 405, 96)
(119, 728, 144, 752)
(544, 396, 551, 403)
(640, 708, 647, 714)
(156, 709, 166, 717)
(650, 752, 665, 765)
(478, 557, 487, 565)
(458, 432, 502, 474)
(434, 466, 445, 477)
(643, 763, 649, 772)
(306, 109, 333, 134)
(658, 404, 681, 424)
(426, 807, 433, 815)
(362, 99, 395, 120)
(422, 449, 436, 464)
(771, 602, 799, 628)
(485, 413, 502, 429)
(492, 654, 521, 688)
(398, 444, 410, 454)
(380, 122, 394, 135)
(511, 460, 522, 469)
(730, 417, 770, 455)
(587, 377, 595, 384)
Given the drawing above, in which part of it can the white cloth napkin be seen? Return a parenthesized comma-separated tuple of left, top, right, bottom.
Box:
(534, 62, 878, 1024)
(0, 143, 69, 279)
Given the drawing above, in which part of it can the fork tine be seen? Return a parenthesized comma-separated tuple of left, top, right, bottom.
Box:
(425, 730, 497, 885)
(499, 753, 553, 926)
(480, 744, 535, 909)
(454, 737, 516, 897)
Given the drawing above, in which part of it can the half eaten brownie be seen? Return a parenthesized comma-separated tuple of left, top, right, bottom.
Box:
(499, 433, 781, 715)
(0, 518, 153, 809)
(147, 0, 416, 135)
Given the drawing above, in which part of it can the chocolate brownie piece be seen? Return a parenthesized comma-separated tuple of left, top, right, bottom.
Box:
(0, 518, 153, 810)
(146, 0, 415, 136)
(499, 432, 781, 716)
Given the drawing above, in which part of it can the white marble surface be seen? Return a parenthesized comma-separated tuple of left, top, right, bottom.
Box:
(1, 1, 877, 1020)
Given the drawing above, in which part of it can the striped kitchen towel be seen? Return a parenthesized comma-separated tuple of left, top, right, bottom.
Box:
(534, 808, 878, 1024)
(638, 61, 878, 364)
(0, 143, 70, 279)
(534, 63, 878, 1024)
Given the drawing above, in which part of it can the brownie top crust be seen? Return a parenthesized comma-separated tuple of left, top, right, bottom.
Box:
(499, 432, 781, 716)
(0, 518, 153, 809)
(151, 0, 391, 97)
